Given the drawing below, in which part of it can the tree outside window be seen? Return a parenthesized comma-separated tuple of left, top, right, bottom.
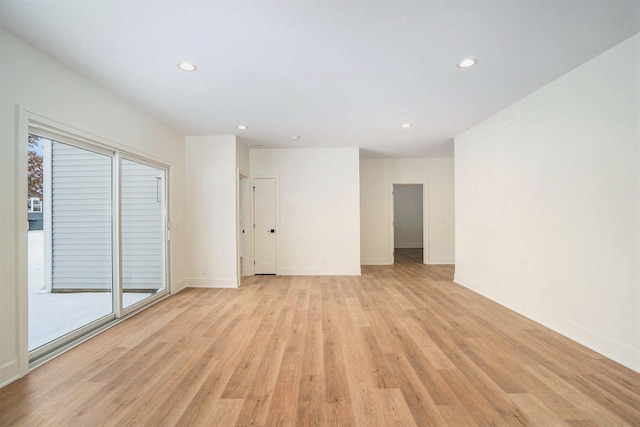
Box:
(28, 134, 43, 205)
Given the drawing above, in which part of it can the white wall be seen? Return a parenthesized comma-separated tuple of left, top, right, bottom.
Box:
(236, 137, 251, 175)
(393, 184, 424, 248)
(185, 135, 239, 288)
(360, 158, 454, 265)
(251, 148, 361, 275)
(0, 28, 186, 387)
(455, 34, 640, 372)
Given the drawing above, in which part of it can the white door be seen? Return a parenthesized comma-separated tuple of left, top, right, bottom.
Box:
(254, 178, 276, 274)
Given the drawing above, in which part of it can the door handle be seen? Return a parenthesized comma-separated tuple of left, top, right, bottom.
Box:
(269, 229, 275, 233)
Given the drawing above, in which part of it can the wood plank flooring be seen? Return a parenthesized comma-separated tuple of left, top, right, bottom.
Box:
(1, 250, 639, 426)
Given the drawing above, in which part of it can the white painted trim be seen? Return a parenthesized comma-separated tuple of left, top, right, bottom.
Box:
(390, 182, 429, 265)
(389, 183, 394, 264)
(360, 258, 393, 265)
(236, 168, 241, 281)
(172, 278, 189, 294)
(454, 274, 640, 373)
(241, 177, 254, 277)
(236, 169, 252, 282)
(0, 360, 19, 389)
(428, 257, 455, 265)
(17, 107, 29, 378)
(187, 277, 239, 288)
(244, 175, 256, 278)
(423, 182, 430, 265)
(277, 267, 362, 276)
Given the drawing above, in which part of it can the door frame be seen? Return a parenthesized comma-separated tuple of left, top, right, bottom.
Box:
(29, 132, 118, 363)
(390, 182, 429, 264)
(17, 108, 173, 374)
(236, 168, 252, 282)
(252, 176, 279, 275)
(118, 153, 171, 318)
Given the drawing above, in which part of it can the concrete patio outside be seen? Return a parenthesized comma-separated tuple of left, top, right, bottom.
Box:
(28, 230, 152, 350)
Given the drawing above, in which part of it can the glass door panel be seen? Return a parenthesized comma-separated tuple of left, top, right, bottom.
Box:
(28, 135, 114, 352)
(121, 158, 167, 310)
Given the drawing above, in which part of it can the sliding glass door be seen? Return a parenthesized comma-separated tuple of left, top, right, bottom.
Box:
(27, 129, 169, 360)
(28, 135, 115, 354)
(121, 158, 167, 312)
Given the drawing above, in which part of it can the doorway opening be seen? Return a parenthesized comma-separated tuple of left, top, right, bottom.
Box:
(238, 171, 252, 281)
(392, 183, 426, 265)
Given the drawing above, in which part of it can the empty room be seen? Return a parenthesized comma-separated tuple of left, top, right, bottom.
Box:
(0, 1, 639, 425)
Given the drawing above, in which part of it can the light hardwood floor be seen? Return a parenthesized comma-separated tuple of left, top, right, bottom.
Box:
(1, 250, 639, 426)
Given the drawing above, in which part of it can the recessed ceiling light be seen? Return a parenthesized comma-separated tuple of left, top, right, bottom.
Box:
(401, 123, 412, 128)
(237, 125, 248, 130)
(177, 61, 197, 71)
(457, 57, 478, 68)
(291, 136, 301, 140)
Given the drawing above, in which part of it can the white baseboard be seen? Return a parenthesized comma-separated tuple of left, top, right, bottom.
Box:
(428, 257, 455, 265)
(172, 278, 189, 294)
(277, 267, 362, 276)
(454, 274, 640, 373)
(0, 359, 20, 389)
(394, 243, 423, 249)
(187, 277, 239, 288)
(361, 258, 392, 265)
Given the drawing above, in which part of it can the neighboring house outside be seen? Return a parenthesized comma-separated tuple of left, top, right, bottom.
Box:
(40, 140, 165, 293)
(27, 198, 43, 231)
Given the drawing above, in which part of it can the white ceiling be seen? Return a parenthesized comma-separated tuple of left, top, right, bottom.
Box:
(1, 1, 639, 157)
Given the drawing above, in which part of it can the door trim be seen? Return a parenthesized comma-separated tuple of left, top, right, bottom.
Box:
(237, 168, 251, 283)
(390, 182, 429, 264)
(17, 107, 173, 377)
